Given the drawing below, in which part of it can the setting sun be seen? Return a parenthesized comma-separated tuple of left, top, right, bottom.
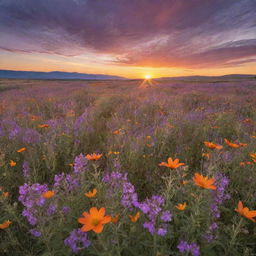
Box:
(144, 75, 152, 80)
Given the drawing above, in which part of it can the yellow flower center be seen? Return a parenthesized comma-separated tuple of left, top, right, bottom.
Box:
(92, 218, 100, 226)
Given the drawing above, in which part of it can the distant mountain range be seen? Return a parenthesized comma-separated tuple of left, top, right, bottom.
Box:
(0, 70, 125, 80)
(158, 74, 256, 81)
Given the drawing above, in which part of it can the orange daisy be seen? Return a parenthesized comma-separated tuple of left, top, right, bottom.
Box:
(175, 202, 187, 211)
(204, 141, 223, 150)
(78, 207, 111, 233)
(38, 124, 49, 128)
(85, 188, 97, 198)
(85, 153, 103, 161)
(42, 190, 55, 199)
(0, 220, 12, 229)
(193, 173, 216, 190)
(9, 160, 17, 167)
(129, 212, 141, 223)
(159, 157, 185, 169)
(17, 147, 26, 153)
(235, 201, 256, 222)
(111, 214, 120, 224)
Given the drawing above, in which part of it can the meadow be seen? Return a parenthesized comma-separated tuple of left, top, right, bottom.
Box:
(0, 78, 256, 256)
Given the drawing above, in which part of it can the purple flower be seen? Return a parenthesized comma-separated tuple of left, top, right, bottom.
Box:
(157, 227, 167, 236)
(47, 204, 57, 216)
(160, 211, 172, 222)
(30, 229, 42, 237)
(62, 206, 71, 215)
(177, 241, 200, 255)
(64, 229, 91, 254)
(73, 153, 88, 174)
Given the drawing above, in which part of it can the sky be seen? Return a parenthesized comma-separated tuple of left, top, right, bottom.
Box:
(0, 0, 255, 78)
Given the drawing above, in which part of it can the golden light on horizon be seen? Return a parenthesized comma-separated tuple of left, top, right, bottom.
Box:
(144, 74, 152, 80)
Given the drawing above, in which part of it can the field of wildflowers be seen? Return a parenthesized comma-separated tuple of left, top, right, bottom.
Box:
(0, 78, 256, 255)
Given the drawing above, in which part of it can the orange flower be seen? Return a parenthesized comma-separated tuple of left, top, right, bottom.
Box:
(240, 161, 254, 166)
(159, 157, 185, 169)
(252, 135, 256, 139)
(129, 212, 140, 223)
(85, 188, 97, 198)
(112, 129, 121, 135)
(224, 138, 240, 148)
(250, 153, 256, 160)
(202, 153, 210, 159)
(9, 160, 17, 167)
(111, 214, 120, 224)
(204, 141, 223, 150)
(42, 190, 55, 198)
(85, 153, 103, 161)
(3, 192, 9, 197)
(211, 126, 220, 129)
(239, 143, 247, 147)
(17, 147, 26, 153)
(175, 202, 187, 211)
(235, 201, 256, 222)
(38, 124, 49, 128)
(193, 173, 216, 190)
(30, 115, 39, 121)
(78, 207, 111, 233)
(0, 220, 12, 229)
(180, 180, 189, 185)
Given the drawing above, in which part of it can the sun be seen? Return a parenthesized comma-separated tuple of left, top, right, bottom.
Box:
(144, 74, 152, 80)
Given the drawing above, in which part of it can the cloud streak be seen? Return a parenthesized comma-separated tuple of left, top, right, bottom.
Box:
(0, 0, 255, 69)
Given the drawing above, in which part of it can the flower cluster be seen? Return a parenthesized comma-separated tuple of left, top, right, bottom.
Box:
(19, 183, 49, 226)
(138, 195, 172, 236)
(177, 240, 200, 256)
(53, 172, 80, 193)
(103, 171, 139, 209)
(64, 229, 91, 254)
(73, 153, 88, 174)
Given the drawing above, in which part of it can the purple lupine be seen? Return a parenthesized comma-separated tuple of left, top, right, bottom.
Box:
(53, 172, 80, 192)
(73, 153, 88, 174)
(62, 206, 71, 215)
(138, 195, 172, 236)
(19, 183, 49, 225)
(64, 229, 91, 254)
(177, 241, 200, 256)
(22, 128, 41, 144)
(30, 229, 42, 237)
(103, 171, 139, 209)
(204, 173, 230, 242)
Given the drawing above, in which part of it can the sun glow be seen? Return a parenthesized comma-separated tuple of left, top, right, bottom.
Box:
(144, 74, 152, 80)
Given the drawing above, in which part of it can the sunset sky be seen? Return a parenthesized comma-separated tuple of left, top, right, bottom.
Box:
(0, 0, 255, 78)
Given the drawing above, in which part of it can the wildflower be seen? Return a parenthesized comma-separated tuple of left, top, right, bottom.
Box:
(85, 188, 97, 198)
(159, 157, 185, 169)
(175, 202, 187, 211)
(193, 173, 216, 190)
(252, 135, 256, 139)
(180, 180, 189, 185)
(113, 129, 121, 135)
(30, 229, 42, 237)
(64, 229, 91, 253)
(204, 141, 223, 150)
(111, 214, 120, 224)
(42, 190, 55, 199)
(85, 153, 102, 161)
(235, 201, 256, 222)
(9, 160, 16, 167)
(17, 147, 26, 153)
(3, 192, 9, 197)
(202, 153, 210, 159)
(177, 241, 200, 256)
(38, 124, 49, 128)
(129, 212, 140, 223)
(240, 161, 253, 166)
(0, 220, 12, 229)
(73, 153, 88, 173)
(250, 153, 256, 160)
(78, 207, 111, 233)
(224, 138, 246, 148)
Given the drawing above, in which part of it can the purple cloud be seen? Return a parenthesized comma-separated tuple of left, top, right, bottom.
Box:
(0, 0, 255, 68)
